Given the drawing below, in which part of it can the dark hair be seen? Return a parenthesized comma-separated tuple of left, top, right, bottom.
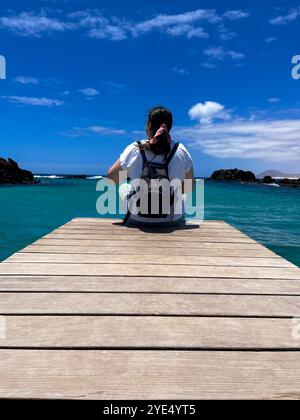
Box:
(141, 106, 173, 155)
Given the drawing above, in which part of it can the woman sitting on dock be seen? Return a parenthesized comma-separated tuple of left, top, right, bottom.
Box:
(108, 106, 195, 225)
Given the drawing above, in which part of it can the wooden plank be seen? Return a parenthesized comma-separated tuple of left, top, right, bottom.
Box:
(0, 292, 299, 316)
(7, 253, 292, 268)
(0, 276, 299, 295)
(0, 350, 299, 399)
(46, 233, 256, 243)
(70, 217, 226, 226)
(54, 228, 249, 238)
(67, 219, 232, 230)
(64, 219, 235, 229)
(0, 262, 299, 279)
(19, 244, 278, 258)
(63, 224, 241, 233)
(66, 219, 249, 235)
(71, 218, 230, 227)
(1, 316, 299, 349)
(67, 217, 124, 224)
(34, 238, 268, 250)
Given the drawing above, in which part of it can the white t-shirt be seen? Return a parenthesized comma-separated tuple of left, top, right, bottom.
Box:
(119, 140, 193, 223)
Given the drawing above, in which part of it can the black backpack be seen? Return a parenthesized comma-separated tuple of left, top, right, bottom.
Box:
(123, 141, 180, 224)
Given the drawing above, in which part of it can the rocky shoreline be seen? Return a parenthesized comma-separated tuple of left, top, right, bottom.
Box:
(1, 159, 299, 189)
(262, 175, 300, 188)
(209, 169, 300, 188)
(0, 157, 37, 185)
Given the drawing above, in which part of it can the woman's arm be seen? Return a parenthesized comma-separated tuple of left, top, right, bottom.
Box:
(107, 159, 122, 184)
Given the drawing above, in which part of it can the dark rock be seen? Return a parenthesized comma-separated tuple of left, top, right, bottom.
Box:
(0, 157, 37, 185)
(263, 176, 273, 184)
(278, 178, 300, 188)
(7, 158, 19, 170)
(211, 168, 257, 182)
(0, 157, 9, 168)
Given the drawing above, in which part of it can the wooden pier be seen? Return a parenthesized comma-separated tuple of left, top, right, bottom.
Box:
(0, 217, 300, 400)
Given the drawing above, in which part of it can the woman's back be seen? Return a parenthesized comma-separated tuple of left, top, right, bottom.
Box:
(108, 106, 195, 225)
(120, 139, 193, 183)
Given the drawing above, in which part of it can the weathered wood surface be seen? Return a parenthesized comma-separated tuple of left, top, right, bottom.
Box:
(51, 228, 251, 238)
(0, 292, 299, 316)
(44, 233, 257, 243)
(1, 316, 299, 349)
(7, 253, 292, 268)
(0, 276, 299, 295)
(18, 244, 278, 257)
(0, 217, 299, 400)
(0, 351, 299, 400)
(34, 238, 273, 250)
(1, 262, 299, 279)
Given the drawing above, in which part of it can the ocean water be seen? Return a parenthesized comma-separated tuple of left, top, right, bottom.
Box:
(0, 178, 299, 267)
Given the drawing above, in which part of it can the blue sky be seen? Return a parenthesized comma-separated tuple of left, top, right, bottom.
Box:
(0, 0, 300, 176)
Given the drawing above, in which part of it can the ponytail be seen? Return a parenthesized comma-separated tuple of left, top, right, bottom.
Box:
(140, 106, 173, 155)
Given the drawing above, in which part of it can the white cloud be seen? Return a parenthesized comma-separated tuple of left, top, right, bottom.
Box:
(89, 25, 128, 41)
(0, 8, 223, 40)
(186, 27, 209, 39)
(66, 8, 218, 41)
(0, 7, 251, 42)
(133, 9, 221, 35)
(176, 112, 300, 161)
(204, 46, 245, 61)
(188, 101, 230, 124)
(68, 11, 129, 40)
(223, 10, 250, 20)
(202, 62, 218, 69)
(84, 9, 218, 40)
(165, 25, 209, 39)
(268, 97, 281, 103)
(227, 50, 245, 59)
(78, 88, 100, 97)
(13, 76, 41, 85)
(0, 11, 74, 37)
(1, 95, 64, 107)
(265, 37, 277, 43)
(172, 67, 190, 75)
(217, 24, 236, 41)
(270, 8, 300, 25)
(62, 125, 127, 137)
(100, 81, 127, 93)
(88, 126, 127, 135)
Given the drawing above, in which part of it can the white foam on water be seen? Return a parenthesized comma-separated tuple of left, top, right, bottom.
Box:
(34, 175, 64, 179)
(263, 183, 280, 187)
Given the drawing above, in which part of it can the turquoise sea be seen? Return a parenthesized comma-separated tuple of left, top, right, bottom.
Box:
(0, 178, 299, 267)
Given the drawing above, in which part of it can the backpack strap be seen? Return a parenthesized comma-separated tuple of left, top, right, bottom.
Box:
(165, 142, 179, 166)
(137, 141, 148, 166)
